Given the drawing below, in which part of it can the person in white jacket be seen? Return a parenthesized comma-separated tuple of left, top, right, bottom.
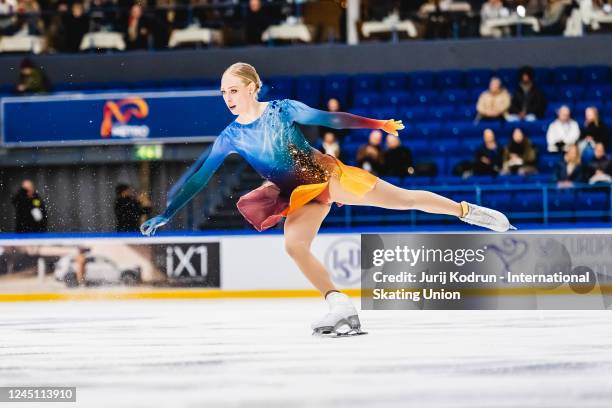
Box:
(547, 105, 580, 152)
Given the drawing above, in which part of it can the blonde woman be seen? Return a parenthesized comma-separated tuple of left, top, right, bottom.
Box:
(141, 63, 515, 336)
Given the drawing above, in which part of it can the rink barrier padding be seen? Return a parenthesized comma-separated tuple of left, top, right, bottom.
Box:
(2, 286, 612, 302)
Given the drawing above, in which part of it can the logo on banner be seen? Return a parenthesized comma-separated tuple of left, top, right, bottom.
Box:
(100, 97, 150, 139)
(324, 238, 361, 285)
(162, 242, 220, 287)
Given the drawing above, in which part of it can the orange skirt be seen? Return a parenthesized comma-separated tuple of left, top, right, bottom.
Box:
(236, 155, 378, 231)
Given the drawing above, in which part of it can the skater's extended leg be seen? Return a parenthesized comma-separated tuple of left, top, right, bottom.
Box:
(328, 177, 515, 232)
(328, 177, 463, 216)
(284, 202, 334, 295)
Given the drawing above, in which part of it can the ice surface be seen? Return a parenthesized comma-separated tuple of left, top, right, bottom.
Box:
(2, 300, 612, 407)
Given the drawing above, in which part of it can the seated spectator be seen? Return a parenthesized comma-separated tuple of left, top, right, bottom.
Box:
(123, 4, 151, 50)
(554, 144, 586, 186)
(539, 0, 568, 35)
(319, 131, 341, 159)
(546, 105, 580, 152)
(245, 0, 272, 45)
(63, 2, 89, 53)
(578, 107, 610, 162)
(502, 127, 538, 175)
(507, 66, 547, 121)
(473, 128, 503, 175)
(480, 0, 511, 37)
(356, 130, 384, 175)
(476, 77, 511, 122)
(586, 142, 612, 184)
(15, 57, 48, 94)
(327, 97, 340, 112)
(383, 135, 414, 177)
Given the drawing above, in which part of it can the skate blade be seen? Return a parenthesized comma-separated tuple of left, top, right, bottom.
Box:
(312, 327, 368, 338)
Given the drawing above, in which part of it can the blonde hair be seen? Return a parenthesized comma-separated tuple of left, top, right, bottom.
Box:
(223, 62, 263, 99)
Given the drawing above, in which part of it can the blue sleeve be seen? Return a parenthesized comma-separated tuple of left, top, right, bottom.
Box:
(284, 99, 383, 130)
(162, 133, 233, 220)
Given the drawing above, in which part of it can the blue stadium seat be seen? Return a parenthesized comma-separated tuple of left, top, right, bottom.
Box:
(581, 66, 610, 85)
(371, 107, 398, 120)
(496, 68, 518, 87)
(323, 75, 349, 106)
(353, 92, 381, 108)
(447, 121, 477, 139)
(482, 191, 513, 211)
(534, 67, 552, 85)
(548, 189, 576, 213)
(398, 105, 429, 121)
(515, 191, 544, 213)
(266, 76, 294, 99)
(436, 70, 464, 89)
(409, 71, 434, 90)
(410, 90, 440, 105)
(413, 122, 442, 139)
(352, 74, 379, 94)
(574, 101, 601, 115)
(577, 190, 609, 213)
(456, 104, 477, 121)
(440, 89, 469, 104)
(380, 73, 408, 92)
(585, 85, 612, 101)
(433, 140, 461, 155)
(428, 105, 456, 121)
(539, 153, 562, 173)
(381, 91, 411, 107)
(465, 69, 494, 89)
(296, 75, 321, 106)
(557, 85, 585, 101)
(553, 66, 580, 85)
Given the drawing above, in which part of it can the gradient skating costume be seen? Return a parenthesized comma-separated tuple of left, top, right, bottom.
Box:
(163, 99, 382, 231)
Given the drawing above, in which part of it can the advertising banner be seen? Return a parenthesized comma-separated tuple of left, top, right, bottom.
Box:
(1, 90, 233, 146)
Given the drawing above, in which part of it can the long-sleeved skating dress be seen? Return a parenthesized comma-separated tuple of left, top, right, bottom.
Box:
(163, 99, 383, 231)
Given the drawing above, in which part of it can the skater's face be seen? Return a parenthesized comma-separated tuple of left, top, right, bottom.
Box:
(220, 73, 256, 116)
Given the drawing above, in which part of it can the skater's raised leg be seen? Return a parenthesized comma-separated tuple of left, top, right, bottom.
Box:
(328, 177, 515, 232)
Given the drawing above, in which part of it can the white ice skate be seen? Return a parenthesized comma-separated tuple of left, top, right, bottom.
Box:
(312, 292, 367, 337)
(459, 201, 517, 232)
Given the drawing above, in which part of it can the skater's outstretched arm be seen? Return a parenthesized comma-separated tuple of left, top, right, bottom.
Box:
(285, 99, 404, 136)
(140, 133, 233, 236)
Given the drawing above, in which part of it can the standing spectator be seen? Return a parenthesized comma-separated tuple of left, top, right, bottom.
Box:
(578, 106, 610, 159)
(507, 66, 547, 121)
(383, 134, 414, 177)
(502, 127, 538, 175)
(546, 105, 580, 152)
(473, 128, 503, 175)
(114, 184, 152, 232)
(244, 0, 271, 45)
(123, 3, 151, 50)
(476, 77, 511, 122)
(319, 131, 341, 159)
(11, 179, 48, 233)
(15, 57, 48, 94)
(554, 144, 585, 186)
(356, 129, 385, 175)
(63, 2, 89, 53)
(0, 0, 17, 34)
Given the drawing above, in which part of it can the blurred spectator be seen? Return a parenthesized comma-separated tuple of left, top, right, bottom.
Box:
(502, 127, 538, 175)
(507, 66, 547, 121)
(578, 106, 610, 156)
(319, 131, 341, 158)
(321, 97, 347, 140)
(245, 0, 271, 45)
(356, 130, 385, 175)
(15, 57, 48, 94)
(480, 0, 511, 37)
(11, 179, 48, 233)
(383, 134, 414, 177)
(476, 77, 511, 121)
(539, 0, 569, 35)
(123, 3, 151, 50)
(63, 2, 89, 53)
(0, 0, 17, 34)
(473, 128, 503, 175)
(554, 144, 585, 186)
(75, 247, 88, 285)
(114, 184, 152, 232)
(586, 142, 612, 184)
(546, 105, 580, 152)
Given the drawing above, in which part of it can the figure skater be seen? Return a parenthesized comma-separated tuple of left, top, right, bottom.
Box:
(141, 62, 515, 336)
